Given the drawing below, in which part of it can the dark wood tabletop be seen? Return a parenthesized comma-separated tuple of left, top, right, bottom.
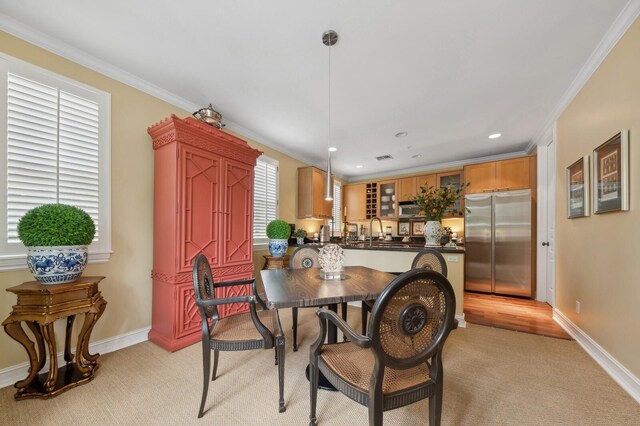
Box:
(260, 266, 397, 310)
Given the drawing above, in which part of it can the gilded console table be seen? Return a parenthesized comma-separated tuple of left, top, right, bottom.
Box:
(2, 276, 107, 400)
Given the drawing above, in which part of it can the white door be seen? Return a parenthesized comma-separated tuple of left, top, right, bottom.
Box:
(546, 140, 556, 307)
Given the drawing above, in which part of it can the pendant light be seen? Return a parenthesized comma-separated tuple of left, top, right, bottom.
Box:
(323, 30, 338, 201)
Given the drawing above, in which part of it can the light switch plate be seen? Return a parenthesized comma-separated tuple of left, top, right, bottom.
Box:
(446, 256, 459, 262)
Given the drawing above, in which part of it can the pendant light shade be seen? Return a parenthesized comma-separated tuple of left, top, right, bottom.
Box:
(323, 30, 338, 202)
(324, 149, 333, 201)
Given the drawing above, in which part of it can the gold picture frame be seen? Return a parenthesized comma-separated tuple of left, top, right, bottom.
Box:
(593, 131, 629, 214)
(411, 220, 425, 236)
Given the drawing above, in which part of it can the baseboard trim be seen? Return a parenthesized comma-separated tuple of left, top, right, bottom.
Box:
(0, 326, 150, 390)
(553, 309, 640, 404)
(455, 313, 467, 328)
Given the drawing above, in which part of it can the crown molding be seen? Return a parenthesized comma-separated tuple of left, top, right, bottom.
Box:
(533, 0, 640, 147)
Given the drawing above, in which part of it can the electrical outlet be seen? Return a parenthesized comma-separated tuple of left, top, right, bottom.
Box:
(575, 301, 581, 314)
(446, 256, 459, 263)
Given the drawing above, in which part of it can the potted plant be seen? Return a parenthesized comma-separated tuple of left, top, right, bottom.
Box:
(293, 229, 307, 245)
(409, 183, 469, 246)
(266, 219, 291, 257)
(18, 204, 95, 284)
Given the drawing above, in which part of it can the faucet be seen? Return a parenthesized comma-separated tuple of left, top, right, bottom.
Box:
(369, 217, 383, 247)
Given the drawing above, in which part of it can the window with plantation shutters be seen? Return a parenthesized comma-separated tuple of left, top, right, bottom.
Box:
(0, 54, 111, 270)
(253, 155, 278, 246)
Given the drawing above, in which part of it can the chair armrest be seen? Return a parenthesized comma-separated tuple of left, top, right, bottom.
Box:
(196, 295, 253, 307)
(316, 309, 372, 349)
(215, 278, 256, 288)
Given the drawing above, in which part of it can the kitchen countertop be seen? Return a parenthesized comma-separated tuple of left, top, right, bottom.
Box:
(292, 241, 465, 253)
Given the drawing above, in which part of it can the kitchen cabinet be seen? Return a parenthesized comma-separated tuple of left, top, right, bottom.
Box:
(365, 182, 378, 219)
(377, 179, 398, 219)
(344, 183, 367, 221)
(398, 177, 417, 202)
(436, 171, 465, 218)
(464, 156, 532, 194)
(297, 166, 333, 219)
(415, 173, 437, 193)
(147, 115, 261, 352)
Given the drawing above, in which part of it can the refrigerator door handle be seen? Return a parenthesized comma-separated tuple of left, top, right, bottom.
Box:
(491, 195, 495, 293)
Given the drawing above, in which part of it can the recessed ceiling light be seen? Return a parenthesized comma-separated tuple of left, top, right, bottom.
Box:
(356, 165, 363, 169)
(328, 147, 337, 152)
(411, 154, 422, 159)
(395, 131, 408, 138)
(489, 133, 502, 139)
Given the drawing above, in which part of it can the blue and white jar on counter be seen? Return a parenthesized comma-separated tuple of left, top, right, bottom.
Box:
(268, 239, 288, 257)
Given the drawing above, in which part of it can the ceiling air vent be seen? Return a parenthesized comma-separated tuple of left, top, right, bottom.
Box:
(376, 154, 394, 161)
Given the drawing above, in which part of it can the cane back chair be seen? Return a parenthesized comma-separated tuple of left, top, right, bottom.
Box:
(361, 248, 448, 334)
(192, 253, 285, 418)
(310, 269, 457, 426)
(289, 246, 349, 351)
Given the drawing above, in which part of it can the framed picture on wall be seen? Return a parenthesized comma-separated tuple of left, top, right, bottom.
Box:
(566, 156, 589, 218)
(397, 221, 410, 236)
(411, 220, 425, 236)
(593, 131, 629, 214)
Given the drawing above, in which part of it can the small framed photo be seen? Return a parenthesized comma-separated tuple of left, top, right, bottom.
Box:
(411, 221, 425, 236)
(397, 221, 410, 236)
(593, 131, 629, 214)
(566, 156, 589, 218)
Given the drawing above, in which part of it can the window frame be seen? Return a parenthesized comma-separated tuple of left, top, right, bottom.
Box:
(0, 53, 112, 271)
(252, 154, 279, 250)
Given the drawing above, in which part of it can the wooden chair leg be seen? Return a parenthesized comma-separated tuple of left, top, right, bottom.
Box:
(199, 345, 211, 418)
(276, 336, 286, 413)
(429, 377, 444, 426)
(292, 307, 299, 352)
(211, 349, 219, 381)
(309, 358, 318, 425)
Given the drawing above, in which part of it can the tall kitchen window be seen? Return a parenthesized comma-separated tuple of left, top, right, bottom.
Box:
(331, 181, 342, 236)
(253, 155, 278, 247)
(0, 54, 111, 270)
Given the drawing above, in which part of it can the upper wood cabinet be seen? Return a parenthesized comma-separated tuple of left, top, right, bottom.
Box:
(297, 166, 333, 219)
(415, 174, 437, 193)
(464, 156, 532, 194)
(436, 171, 464, 218)
(344, 183, 367, 221)
(398, 177, 417, 202)
(377, 179, 398, 219)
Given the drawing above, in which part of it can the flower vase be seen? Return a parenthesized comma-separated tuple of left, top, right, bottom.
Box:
(424, 221, 442, 247)
(268, 239, 288, 257)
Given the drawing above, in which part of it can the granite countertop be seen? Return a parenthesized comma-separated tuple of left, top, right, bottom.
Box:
(291, 239, 465, 253)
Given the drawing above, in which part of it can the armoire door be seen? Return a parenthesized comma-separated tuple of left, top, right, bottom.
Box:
(222, 158, 254, 266)
(178, 144, 222, 273)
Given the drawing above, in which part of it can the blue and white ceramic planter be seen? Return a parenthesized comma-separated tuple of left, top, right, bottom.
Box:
(27, 245, 89, 284)
(268, 239, 288, 257)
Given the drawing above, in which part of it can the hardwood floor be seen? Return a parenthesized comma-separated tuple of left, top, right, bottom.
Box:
(464, 292, 572, 340)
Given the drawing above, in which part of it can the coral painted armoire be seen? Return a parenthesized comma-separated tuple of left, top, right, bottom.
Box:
(147, 115, 262, 351)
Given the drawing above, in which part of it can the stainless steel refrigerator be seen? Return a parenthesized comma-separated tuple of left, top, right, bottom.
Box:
(464, 189, 533, 297)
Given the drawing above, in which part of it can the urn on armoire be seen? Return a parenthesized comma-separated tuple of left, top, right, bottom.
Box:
(147, 115, 262, 352)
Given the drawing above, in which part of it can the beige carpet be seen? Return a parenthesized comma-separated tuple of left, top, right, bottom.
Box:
(1, 307, 638, 425)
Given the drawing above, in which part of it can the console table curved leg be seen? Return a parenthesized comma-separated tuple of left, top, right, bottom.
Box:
(82, 299, 106, 364)
(25, 321, 46, 373)
(64, 315, 76, 364)
(41, 323, 58, 392)
(3, 322, 39, 392)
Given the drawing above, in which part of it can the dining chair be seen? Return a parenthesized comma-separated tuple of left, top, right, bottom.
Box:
(192, 253, 285, 417)
(411, 248, 448, 276)
(289, 246, 349, 351)
(309, 269, 457, 426)
(361, 248, 448, 334)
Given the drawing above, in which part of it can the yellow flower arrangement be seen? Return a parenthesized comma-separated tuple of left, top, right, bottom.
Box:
(410, 183, 470, 221)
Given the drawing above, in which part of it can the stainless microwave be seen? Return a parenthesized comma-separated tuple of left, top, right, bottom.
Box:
(398, 201, 421, 217)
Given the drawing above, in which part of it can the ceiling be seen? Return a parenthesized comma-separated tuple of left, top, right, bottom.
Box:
(0, 1, 632, 180)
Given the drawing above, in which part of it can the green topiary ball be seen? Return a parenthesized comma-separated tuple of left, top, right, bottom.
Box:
(266, 219, 291, 239)
(17, 204, 96, 246)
